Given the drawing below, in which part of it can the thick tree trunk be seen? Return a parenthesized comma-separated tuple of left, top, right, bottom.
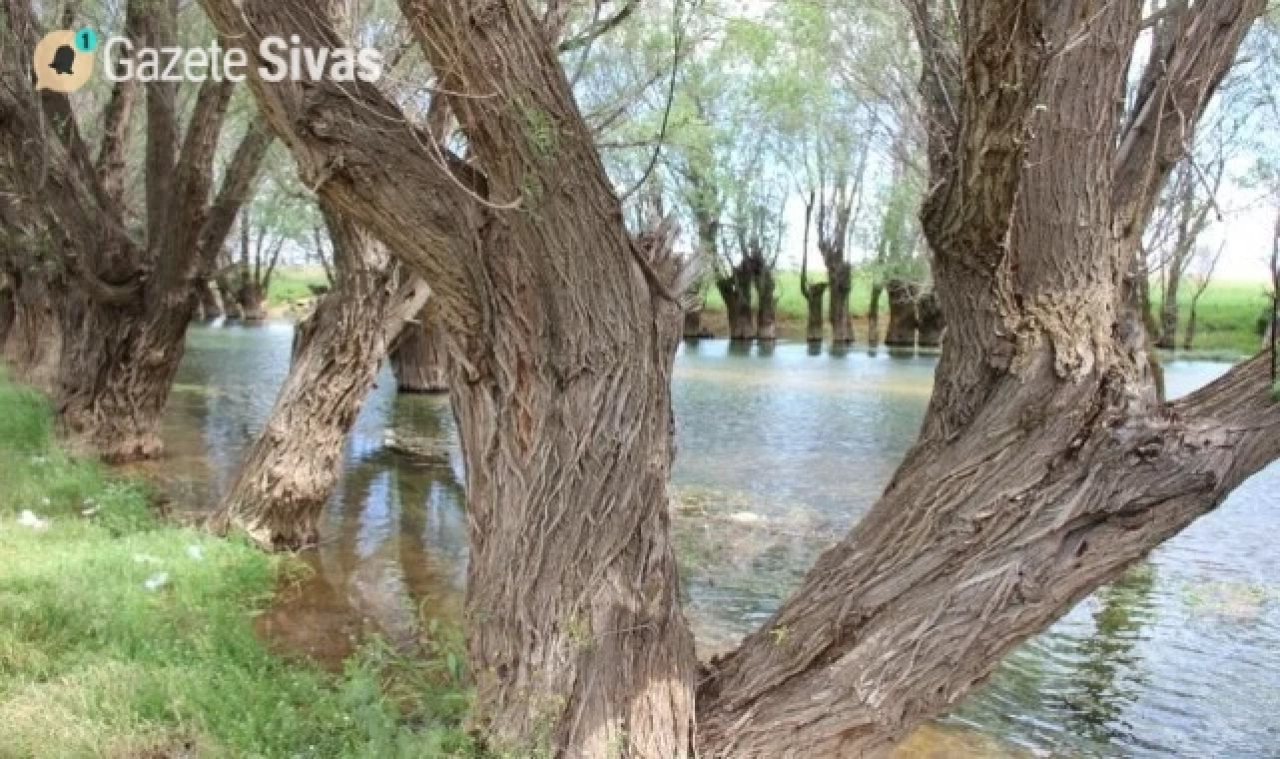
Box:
(391, 304, 449, 393)
(196, 278, 224, 321)
(2, 265, 62, 392)
(214, 209, 428, 549)
(199, 0, 1273, 756)
(238, 282, 268, 321)
(755, 267, 777, 342)
(915, 290, 945, 348)
(0, 274, 12, 349)
(828, 261, 854, 344)
(802, 283, 828, 344)
(717, 267, 754, 341)
(217, 272, 243, 320)
(884, 279, 918, 348)
(867, 280, 884, 348)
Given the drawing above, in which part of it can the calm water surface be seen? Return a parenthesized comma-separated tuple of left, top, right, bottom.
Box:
(155, 324, 1280, 758)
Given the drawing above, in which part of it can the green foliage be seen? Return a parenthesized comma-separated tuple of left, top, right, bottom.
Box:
(268, 265, 329, 306)
(0, 374, 482, 758)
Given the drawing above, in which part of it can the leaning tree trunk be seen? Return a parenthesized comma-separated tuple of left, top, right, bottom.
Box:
(391, 304, 449, 393)
(199, 0, 1275, 755)
(196, 278, 224, 321)
(867, 280, 884, 348)
(214, 209, 429, 549)
(802, 283, 827, 344)
(755, 266, 777, 342)
(915, 290, 945, 347)
(828, 261, 854, 344)
(884, 279, 919, 347)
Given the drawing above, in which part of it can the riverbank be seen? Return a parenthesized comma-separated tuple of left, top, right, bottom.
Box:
(0, 371, 478, 757)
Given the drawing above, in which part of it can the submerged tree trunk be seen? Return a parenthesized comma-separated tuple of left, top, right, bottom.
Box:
(867, 280, 884, 348)
(915, 290, 945, 348)
(755, 266, 777, 342)
(391, 304, 449, 393)
(196, 278, 224, 321)
(717, 267, 755, 341)
(802, 282, 828, 344)
(214, 208, 429, 549)
(884, 279, 918, 347)
(682, 306, 705, 339)
(828, 261, 854, 344)
(238, 281, 268, 322)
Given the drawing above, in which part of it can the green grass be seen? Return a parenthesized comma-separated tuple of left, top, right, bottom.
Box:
(267, 266, 329, 307)
(695, 270, 1268, 354)
(0, 371, 481, 758)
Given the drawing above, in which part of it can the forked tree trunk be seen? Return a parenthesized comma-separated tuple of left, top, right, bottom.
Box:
(199, 0, 1275, 756)
(867, 280, 884, 348)
(915, 290, 945, 348)
(801, 282, 828, 344)
(213, 209, 428, 549)
(755, 267, 777, 342)
(828, 261, 854, 344)
(884, 279, 918, 347)
(391, 304, 449, 393)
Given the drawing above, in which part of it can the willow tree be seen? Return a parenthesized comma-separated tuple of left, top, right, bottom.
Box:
(199, 0, 1278, 756)
(0, 0, 271, 461)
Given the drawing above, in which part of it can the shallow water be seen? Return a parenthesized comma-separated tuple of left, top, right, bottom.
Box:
(158, 325, 1280, 757)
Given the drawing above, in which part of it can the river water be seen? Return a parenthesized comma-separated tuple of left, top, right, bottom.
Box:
(150, 324, 1280, 758)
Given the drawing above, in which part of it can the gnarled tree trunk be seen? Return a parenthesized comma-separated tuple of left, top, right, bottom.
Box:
(238, 281, 268, 321)
(391, 304, 449, 393)
(915, 290, 945, 348)
(716, 265, 755, 341)
(214, 207, 429, 549)
(828, 261, 854, 344)
(199, 0, 1275, 756)
(2, 263, 61, 392)
(884, 279, 918, 347)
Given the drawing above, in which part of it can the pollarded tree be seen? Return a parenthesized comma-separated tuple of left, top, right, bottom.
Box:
(198, 0, 1280, 756)
(0, 0, 272, 461)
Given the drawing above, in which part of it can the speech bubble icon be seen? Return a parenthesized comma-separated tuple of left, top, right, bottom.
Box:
(33, 30, 95, 94)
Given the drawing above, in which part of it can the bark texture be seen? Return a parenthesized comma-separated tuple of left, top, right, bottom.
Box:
(884, 279, 918, 348)
(214, 206, 429, 549)
(197, 0, 1277, 756)
(915, 290, 944, 348)
(802, 282, 827, 344)
(391, 304, 449, 394)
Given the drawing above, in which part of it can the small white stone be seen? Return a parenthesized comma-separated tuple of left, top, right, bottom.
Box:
(17, 510, 49, 530)
(143, 573, 170, 591)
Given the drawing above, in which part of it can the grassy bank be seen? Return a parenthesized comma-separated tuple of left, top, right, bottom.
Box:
(0, 372, 478, 758)
(267, 264, 1269, 353)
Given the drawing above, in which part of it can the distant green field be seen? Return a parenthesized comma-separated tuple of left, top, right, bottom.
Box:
(269, 264, 1271, 354)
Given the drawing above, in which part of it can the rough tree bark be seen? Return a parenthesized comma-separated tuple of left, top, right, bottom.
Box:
(199, 0, 1277, 756)
(213, 204, 429, 549)
(915, 290, 944, 348)
(716, 265, 755, 342)
(884, 279, 918, 348)
(801, 281, 827, 344)
(827, 260, 854, 345)
(391, 304, 449, 393)
(754, 265, 777, 342)
(0, 0, 271, 461)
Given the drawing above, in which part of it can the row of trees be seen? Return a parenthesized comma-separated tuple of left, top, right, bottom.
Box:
(2, 0, 1279, 756)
